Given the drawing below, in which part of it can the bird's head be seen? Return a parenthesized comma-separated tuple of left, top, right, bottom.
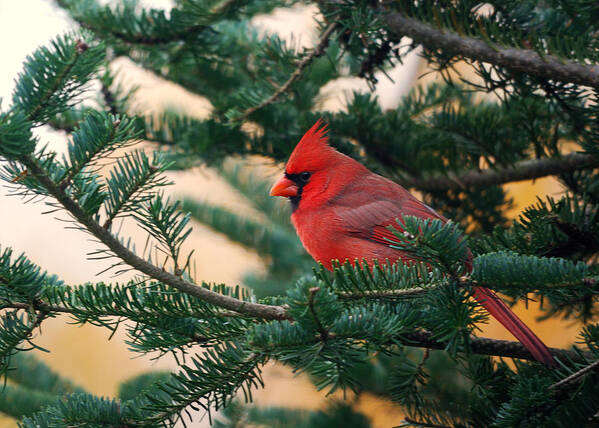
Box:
(270, 119, 365, 211)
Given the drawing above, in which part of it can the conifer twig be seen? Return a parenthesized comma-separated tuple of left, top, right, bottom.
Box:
(397, 153, 599, 191)
(549, 359, 599, 391)
(28, 39, 89, 122)
(1, 301, 74, 314)
(236, 22, 337, 121)
(400, 331, 588, 363)
(55, 0, 206, 46)
(337, 286, 435, 299)
(0, 300, 249, 319)
(383, 12, 599, 89)
(308, 287, 330, 340)
(19, 155, 290, 322)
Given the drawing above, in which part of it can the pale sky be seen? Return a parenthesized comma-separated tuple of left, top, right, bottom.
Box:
(0, 1, 174, 103)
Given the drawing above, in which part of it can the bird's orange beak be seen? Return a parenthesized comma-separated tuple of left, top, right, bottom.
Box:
(270, 176, 299, 197)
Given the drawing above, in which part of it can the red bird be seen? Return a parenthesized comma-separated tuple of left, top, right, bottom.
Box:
(270, 120, 556, 367)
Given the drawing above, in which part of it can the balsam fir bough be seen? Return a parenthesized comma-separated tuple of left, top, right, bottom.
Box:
(0, 1, 598, 426)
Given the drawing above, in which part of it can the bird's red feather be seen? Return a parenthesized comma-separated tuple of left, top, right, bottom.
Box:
(274, 120, 556, 367)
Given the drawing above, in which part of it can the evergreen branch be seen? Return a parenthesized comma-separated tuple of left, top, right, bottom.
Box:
(0, 310, 48, 375)
(0, 383, 61, 419)
(2, 294, 249, 321)
(549, 359, 599, 391)
(103, 151, 169, 230)
(12, 35, 104, 124)
(336, 286, 434, 300)
(25, 40, 89, 122)
(398, 153, 599, 191)
(235, 22, 337, 121)
(308, 287, 330, 340)
(20, 156, 290, 321)
(62, 113, 140, 188)
(0, 301, 74, 314)
(139, 345, 266, 425)
(383, 11, 599, 89)
(402, 417, 451, 428)
(56, 0, 208, 46)
(81, 22, 206, 46)
(400, 331, 586, 364)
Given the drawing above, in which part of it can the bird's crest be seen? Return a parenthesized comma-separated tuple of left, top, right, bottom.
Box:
(285, 119, 335, 173)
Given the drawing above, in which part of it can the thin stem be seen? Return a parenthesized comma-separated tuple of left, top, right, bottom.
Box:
(236, 22, 337, 121)
(1, 301, 75, 314)
(254, 328, 586, 363)
(549, 359, 599, 391)
(383, 12, 599, 89)
(308, 287, 329, 340)
(396, 153, 599, 191)
(400, 331, 588, 364)
(337, 286, 435, 300)
(0, 300, 251, 320)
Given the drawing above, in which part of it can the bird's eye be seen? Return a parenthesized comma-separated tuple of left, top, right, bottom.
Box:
(300, 172, 311, 183)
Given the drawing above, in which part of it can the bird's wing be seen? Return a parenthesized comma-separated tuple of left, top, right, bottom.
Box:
(335, 195, 447, 246)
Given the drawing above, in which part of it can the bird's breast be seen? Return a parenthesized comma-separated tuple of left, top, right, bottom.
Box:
(291, 207, 402, 270)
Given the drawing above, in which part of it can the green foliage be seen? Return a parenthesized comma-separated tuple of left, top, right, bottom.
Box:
(20, 393, 128, 428)
(387, 216, 471, 277)
(0, 110, 36, 159)
(473, 195, 599, 260)
(143, 114, 248, 166)
(0, 353, 84, 418)
(0, 247, 64, 301)
(133, 195, 193, 273)
(473, 251, 590, 291)
(137, 343, 266, 425)
(317, 259, 447, 297)
(1, 0, 599, 427)
(104, 150, 171, 229)
(41, 280, 254, 354)
(0, 384, 59, 419)
(63, 111, 140, 180)
(12, 33, 104, 123)
(182, 161, 313, 298)
(118, 371, 173, 401)
(0, 312, 42, 376)
(214, 400, 372, 428)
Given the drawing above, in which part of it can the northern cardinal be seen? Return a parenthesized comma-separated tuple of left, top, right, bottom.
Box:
(270, 119, 556, 367)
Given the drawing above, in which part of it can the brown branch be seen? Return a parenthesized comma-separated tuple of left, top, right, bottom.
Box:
(0, 300, 248, 320)
(397, 153, 599, 191)
(400, 331, 589, 364)
(1, 301, 75, 314)
(383, 12, 599, 89)
(20, 156, 290, 321)
(236, 22, 337, 121)
(549, 359, 599, 391)
(337, 285, 435, 300)
(6, 295, 585, 363)
(253, 328, 586, 363)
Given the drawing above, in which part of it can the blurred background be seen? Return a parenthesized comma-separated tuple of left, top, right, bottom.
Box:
(0, 1, 581, 427)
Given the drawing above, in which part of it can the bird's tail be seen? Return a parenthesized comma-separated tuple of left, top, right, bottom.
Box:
(472, 286, 557, 367)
